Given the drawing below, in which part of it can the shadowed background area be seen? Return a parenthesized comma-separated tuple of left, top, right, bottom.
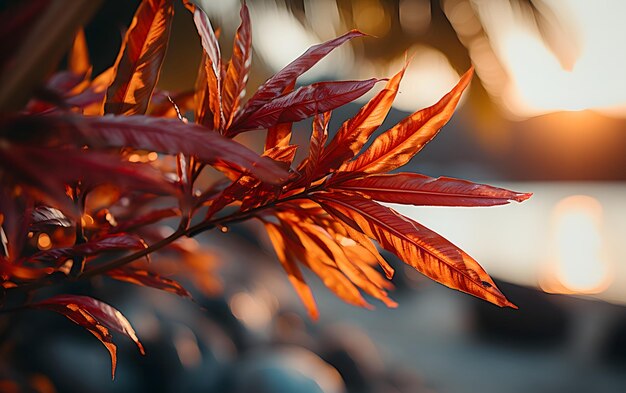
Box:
(2, 1, 626, 392)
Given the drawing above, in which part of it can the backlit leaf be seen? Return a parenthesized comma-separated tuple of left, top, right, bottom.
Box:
(232, 79, 380, 132)
(192, 5, 223, 129)
(235, 30, 366, 123)
(68, 28, 91, 77)
(340, 67, 473, 174)
(31, 295, 144, 379)
(314, 191, 516, 308)
(319, 65, 406, 174)
(331, 173, 532, 206)
(276, 211, 371, 309)
(222, 2, 252, 128)
(105, 0, 174, 115)
(264, 221, 319, 320)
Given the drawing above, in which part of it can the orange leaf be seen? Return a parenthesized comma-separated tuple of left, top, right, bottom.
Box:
(314, 191, 516, 308)
(301, 111, 330, 182)
(264, 221, 319, 320)
(193, 6, 223, 130)
(340, 67, 473, 174)
(332, 218, 394, 279)
(319, 64, 406, 174)
(104, 0, 174, 115)
(68, 28, 91, 78)
(296, 220, 396, 308)
(222, 2, 252, 128)
(276, 213, 371, 309)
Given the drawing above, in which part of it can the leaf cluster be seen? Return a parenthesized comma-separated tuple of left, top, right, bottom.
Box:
(0, 0, 530, 378)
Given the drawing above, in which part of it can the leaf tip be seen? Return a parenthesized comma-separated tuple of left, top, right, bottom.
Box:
(505, 300, 519, 310)
(513, 192, 533, 203)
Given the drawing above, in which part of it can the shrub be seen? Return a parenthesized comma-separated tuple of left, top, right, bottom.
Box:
(0, 0, 530, 379)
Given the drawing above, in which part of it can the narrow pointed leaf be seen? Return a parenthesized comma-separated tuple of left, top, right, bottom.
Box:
(313, 191, 516, 308)
(32, 295, 144, 379)
(0, 144, 177, 198)
(333, 218, 394, 279)
(5, 114, 288, 183)
(192, 6, 223, 129)
(277, 213, 371, 309)
(113, 208, 180, 233)
(194, 51, 214, 127)
(341, 67, 473, 174)
(302, 112, 330, 181)
(232, 79, 380, 132)
(297, 221, 396, 308)
(68, 28, 91, 77)
(319, 65, 406, 173)
(222, 2, 252, 128)
(107, 268, 192, 298)
(332, 173, 532, 206)
(264, 221, 319, 320)
(105, 0, 174, 115)
(236, 30, 366, 122)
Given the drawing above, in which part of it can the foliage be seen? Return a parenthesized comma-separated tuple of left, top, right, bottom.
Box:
(0, 0, 530, 379)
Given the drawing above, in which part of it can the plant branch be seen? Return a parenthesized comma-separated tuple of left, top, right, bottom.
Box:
(1, 185, 319, 305)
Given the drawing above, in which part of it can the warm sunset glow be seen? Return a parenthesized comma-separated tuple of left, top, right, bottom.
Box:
(542, 195, 612, 294)
(248, 1, 354, 82)
(470, 0, 626, 118)
(388, 47, 464, 112)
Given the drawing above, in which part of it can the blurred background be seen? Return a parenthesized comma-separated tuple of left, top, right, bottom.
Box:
(4, 0, 626, 392)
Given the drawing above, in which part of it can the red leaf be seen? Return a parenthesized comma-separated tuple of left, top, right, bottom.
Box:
(235, 30, 366, 123)
(222, 3, 252, 128)
(341, 67, 473, 175)
(31, 295, 144, 379)
(6, 114, 288, 184)
(319, 65, 406, 174)
(107, 268, 192, 298)
(331, 173, 532, 206)
(313, 191, 516, 308)
(0, 145, 177, 208)
(264, 81, 296, 150)
(232, 79, 380, 132)
(105, 0, 174, 115)
(192, 6, 223, 130)
(113, 208, 180, 233)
